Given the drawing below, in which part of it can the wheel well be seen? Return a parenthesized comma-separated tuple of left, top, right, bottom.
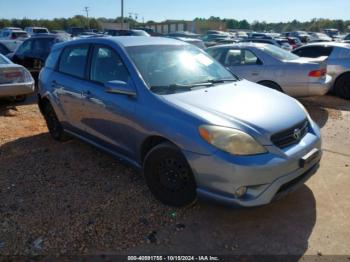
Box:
(258, 80, 283, 92)
(37, 95, 50, 115)
(334, 71, 350, 87)
(140, 136, 175, 163)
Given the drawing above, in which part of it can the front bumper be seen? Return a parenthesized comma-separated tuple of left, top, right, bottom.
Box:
(184, 130, 322, 207)
(0, 81, 35, 98)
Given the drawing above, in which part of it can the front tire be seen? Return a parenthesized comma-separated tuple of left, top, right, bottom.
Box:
(43, 102, 70, 141)
(334, 73, 350, 100)
(143, 143, 197, 207)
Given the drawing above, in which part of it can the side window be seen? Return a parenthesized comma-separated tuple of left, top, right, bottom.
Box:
(207, 48, 224, 62)
(59, 45, 89, 78)
(224, 49, 242, 66)
(224, 49, 260, 66)
(318, 46, 333, 57)
(16, 40, 32, 56)
(294, 47, 325, 58)
(45, 49, 61, 69)
(90, 46, 130, 84)
(243, 50, 259, 65)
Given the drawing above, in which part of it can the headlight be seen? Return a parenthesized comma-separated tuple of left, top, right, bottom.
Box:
(199, 125, 267, 156)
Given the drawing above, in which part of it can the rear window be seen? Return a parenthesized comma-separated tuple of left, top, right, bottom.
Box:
(13, 32, 28, 38)
(58, 45, 89, 78)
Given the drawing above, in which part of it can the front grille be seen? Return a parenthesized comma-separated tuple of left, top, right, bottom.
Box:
(271, 120, 309, 149)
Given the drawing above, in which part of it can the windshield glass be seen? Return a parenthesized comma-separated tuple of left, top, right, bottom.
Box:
(33, 28, 49, 34)
(126, 45, 237, 94)
(259, 44, 299, 61)
(0, 54, 11, 64)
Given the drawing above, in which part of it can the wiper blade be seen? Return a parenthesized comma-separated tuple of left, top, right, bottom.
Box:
(206, 78, 238, 84)
(150, 82, 213, 94)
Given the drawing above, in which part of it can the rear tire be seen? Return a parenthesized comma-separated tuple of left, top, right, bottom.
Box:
(43, 102, 70, 142)
(334, 73, 350, 100)
(258, 81, 284, 92)
(143, 143, 197, 207)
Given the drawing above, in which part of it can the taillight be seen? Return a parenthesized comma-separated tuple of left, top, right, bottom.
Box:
(0, 69, 25, 84)
(308, 69, 326, 78)
(4, 71, 22, 78)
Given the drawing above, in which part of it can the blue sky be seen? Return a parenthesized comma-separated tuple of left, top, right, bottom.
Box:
(0, 0, 349, 22)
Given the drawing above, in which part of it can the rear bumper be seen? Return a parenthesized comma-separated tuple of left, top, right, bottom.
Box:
(0, 81, 35, 97)
(308, 75, 332, 96)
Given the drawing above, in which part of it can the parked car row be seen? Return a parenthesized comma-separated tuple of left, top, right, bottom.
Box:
(2, 30, 349, 208)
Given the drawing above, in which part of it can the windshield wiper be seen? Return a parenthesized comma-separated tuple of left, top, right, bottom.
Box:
(205, 78, 238, 84)
(150, 82, 214, 94)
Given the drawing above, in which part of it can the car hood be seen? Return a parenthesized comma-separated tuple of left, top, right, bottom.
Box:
(162, 80, 307, 136)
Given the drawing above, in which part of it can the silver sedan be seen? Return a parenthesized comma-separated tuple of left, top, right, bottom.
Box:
(207, 43, 332, 97)
(0, 54, 34, 101)
(292, 42, 350, 99)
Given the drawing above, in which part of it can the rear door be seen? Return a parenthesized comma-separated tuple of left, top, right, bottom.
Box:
(53, 44, 90, 132)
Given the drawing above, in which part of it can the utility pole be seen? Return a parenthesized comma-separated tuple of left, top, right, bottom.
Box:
(121, 0, 124, 29)
(84, 6, 90, 30)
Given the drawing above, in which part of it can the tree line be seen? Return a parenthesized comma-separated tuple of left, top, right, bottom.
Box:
(1, 15, 349, 33)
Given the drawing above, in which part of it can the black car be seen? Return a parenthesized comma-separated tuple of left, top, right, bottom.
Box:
(11, 34, 66, 80)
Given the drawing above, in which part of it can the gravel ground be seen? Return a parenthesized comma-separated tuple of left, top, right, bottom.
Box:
(0, 98, 196, 256)
(0, 94, 349, 256)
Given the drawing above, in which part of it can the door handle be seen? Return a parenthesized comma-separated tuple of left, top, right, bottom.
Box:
(252, 72, 259, 76)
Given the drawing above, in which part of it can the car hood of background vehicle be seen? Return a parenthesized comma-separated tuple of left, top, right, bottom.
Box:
(162, 80, 307, 136)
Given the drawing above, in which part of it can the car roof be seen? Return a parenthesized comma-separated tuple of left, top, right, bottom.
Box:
(53, 36, 188, 50)
(29, 33, 61, 38)
(302, 42, 350, 48)
(207, 42, 271, 49)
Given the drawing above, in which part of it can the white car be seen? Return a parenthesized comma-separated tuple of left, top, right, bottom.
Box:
(25, 27, 50, 35)
(0, 54, 34, 101)
(0, 29, 29, 40)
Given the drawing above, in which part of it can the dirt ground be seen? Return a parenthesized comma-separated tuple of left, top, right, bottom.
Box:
(0, 94, 349, 257)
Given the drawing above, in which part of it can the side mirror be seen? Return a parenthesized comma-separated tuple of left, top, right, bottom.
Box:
(105, 80, 137, 97)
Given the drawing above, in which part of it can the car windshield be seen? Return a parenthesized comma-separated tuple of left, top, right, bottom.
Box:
(259, 44, 299, 61)
(127, 45, 237, 94)
(0, 54, 11, 64)
(33, 28, 48, 34)
(132, 30, 150, 36)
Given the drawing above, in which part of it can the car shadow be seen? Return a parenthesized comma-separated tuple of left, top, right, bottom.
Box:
(129, 185, 316, 257)
(0, 133, 317, 257)
(0, 94, 38, 116)
(299, 95, 350, 129)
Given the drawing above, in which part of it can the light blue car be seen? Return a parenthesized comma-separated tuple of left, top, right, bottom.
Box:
(38, 37, 322, 207)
